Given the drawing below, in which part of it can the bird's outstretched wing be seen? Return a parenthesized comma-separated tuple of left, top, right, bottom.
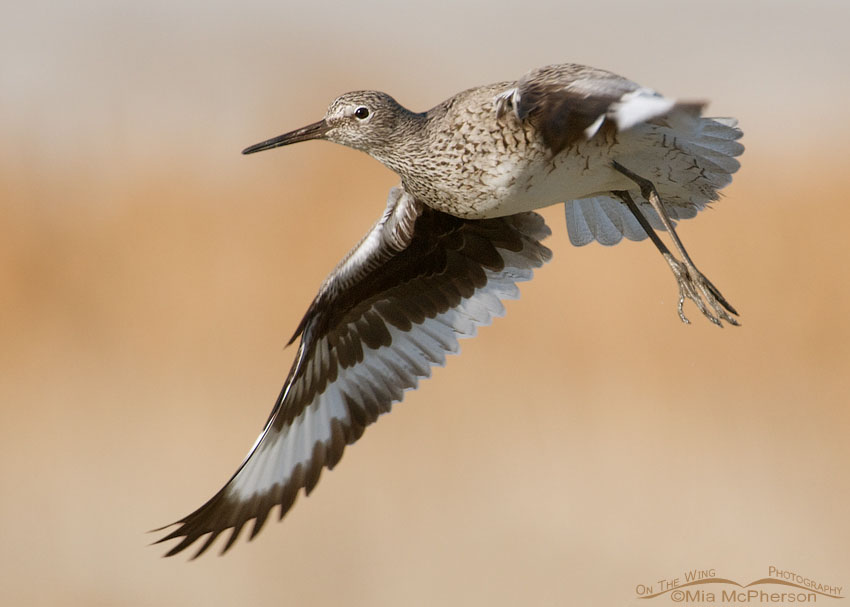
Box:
(155, 186, 552, 558)
(493, 64, 743, 247)
(495, 63, 702, 156)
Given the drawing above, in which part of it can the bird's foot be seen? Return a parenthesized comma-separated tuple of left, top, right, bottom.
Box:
(663, 253, 739, 327)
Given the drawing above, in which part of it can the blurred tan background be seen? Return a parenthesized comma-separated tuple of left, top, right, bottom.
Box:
(2, 1, 849, 605)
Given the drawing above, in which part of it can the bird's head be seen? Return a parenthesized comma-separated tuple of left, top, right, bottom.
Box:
(243, 91, 406, 156)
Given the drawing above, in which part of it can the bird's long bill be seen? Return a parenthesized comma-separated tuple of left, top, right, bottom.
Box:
(242, 119, 330, 155)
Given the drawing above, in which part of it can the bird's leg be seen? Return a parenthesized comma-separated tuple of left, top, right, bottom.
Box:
(611, 161, 739, 327)
(615, 189, 737, 327)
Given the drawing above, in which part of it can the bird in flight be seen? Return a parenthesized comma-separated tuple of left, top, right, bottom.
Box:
(156, 63, 743, 557)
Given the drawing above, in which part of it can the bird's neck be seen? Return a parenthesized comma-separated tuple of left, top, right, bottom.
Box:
(369, 110, 432, 183)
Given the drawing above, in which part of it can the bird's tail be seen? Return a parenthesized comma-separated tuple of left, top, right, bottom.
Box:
(564, 112, 744, 247)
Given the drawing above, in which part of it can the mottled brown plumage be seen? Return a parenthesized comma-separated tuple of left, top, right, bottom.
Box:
(157, 63, 743, 558)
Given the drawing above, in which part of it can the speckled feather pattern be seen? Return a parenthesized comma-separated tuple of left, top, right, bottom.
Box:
(157, 62, 743, 557)
(371, 64, 741, 225)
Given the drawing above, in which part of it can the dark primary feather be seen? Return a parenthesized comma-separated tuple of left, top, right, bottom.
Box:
(511, 64, 641, 155)
(155, 187, 552, 558)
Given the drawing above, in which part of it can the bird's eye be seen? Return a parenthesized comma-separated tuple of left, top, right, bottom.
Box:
(354, 106, 370, 120)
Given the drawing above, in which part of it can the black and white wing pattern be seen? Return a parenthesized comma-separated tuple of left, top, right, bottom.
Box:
(156, 186, 552, 558)
(494, 63, 699, 156)
(494, 64, 743, 247)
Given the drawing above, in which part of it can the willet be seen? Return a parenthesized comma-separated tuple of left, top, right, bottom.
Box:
(156, 63, 743, 557)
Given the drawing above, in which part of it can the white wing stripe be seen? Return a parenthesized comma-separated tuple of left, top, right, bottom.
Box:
(610, 89, 676, 131)
(225, 253, 545, 503)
